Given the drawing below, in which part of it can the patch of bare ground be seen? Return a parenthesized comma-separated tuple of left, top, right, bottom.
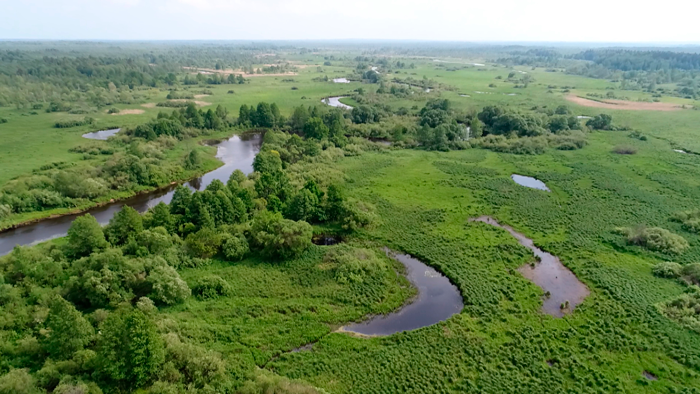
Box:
(169, 99, 212, 107)
(182, 66, 297, 77)
(141, 103, 157, 108)
(193, 94, 210, 99)
(565, 94, 690, 111)
(111, 109, 144, 115)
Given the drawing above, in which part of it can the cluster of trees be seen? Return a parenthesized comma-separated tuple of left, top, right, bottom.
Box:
(416, 99, 469, 151)
(0, 42, 268, 109)
(0, 115, 381, 392)
(0, 107, 228, 220)
(53, 116, 95, 128)
(131, 103, 231, 140)
(617, 225, 689, 255)
(477, 105, 587, 137)
(574, 50, 700, 72)
(238, 102, 282, 128)
(182, 73, 245, 86)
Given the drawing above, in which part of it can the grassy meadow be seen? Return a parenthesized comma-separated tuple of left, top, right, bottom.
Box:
(3, 50, 700, 393)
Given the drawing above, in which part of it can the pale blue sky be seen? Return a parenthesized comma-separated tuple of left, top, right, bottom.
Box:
(1, 0, 697, 42)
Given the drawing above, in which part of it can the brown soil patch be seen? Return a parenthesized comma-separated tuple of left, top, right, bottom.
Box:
(112, 109, 145, 115)
(193, 94, 210, 99)
(141, 103, 157, 108)
(565, 94, 690, 111)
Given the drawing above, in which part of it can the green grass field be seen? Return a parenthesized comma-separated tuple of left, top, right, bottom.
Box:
(4, 52, 700, 393)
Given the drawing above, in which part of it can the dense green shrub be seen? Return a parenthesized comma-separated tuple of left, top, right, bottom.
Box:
(249, 211, 312, 259)
(66, 214, 108, 257)
(192, 275, 232, 299)
(652, 261, 682, 278)
(54, 117, 95, 128)
(618, 226, 689, 254)
(148, 265, 190, 305)
(673, 210, 700, 233)
(222, 233, 249, 261)
(325, 247, 387, 284)
(612, 145, 637, 154)
(185, 228, 223, 258)
(660, 291, 700, 333)
(340, 198, 379, 231)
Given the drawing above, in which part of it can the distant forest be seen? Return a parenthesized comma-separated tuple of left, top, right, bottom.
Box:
(573, 49, 700, 71)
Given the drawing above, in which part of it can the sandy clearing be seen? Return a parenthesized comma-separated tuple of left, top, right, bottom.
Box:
(111, 109, 144, 115)
(141, 103, 157, 108)
(182, 66, 297, 77)
(565, 95, 690, 111)
(169, 99, 212, 107)
(193, 94, 211, 99)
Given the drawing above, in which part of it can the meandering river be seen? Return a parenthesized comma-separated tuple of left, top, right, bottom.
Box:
(0, 133, 262, 256)
(341, 248, 463, 336)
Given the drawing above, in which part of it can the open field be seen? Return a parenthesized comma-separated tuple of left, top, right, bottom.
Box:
(566, 94, 690, 111)
(3, 44, 700, 393)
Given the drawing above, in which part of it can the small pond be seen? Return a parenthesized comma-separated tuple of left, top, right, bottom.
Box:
(470, 216, 589, 317)
(333, 78, 350, 83)
(674, 149, 688, 154)
(511, 174, 550, 192)
(82, 128, 121, 140)
(341, 248, 463, 336)
(322, 96, 353, 110)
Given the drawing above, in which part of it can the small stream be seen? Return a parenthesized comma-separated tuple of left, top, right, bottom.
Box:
(0, 133, 262, 256)
(470, 216, 589, 317)
(341, 248, 463, 336)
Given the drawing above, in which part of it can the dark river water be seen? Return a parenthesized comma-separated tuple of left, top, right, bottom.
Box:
(470, 216, 589, 317)
(342, 248, 464, 336)
(0, 133, 262, 256)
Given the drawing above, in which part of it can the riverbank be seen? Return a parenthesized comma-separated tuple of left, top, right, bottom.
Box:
(0, 129, 241, 233)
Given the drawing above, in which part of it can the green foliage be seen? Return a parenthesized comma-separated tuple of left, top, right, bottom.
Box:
(652, 262, 682, 278)
(41, 296, 94, 359)
(249, 211, 312, 259)
(673, 209, 700, 233)
(325, 246, 386, 284)
(303, 117, 329, 140)
(66, 214, 108, 257)
(239, 369, 327, 394)
(184, 149, 201, 170)
(222, 233, 249, 261)
(0, 369, 42, 394)
(619, 226, 689, 254)
(612, 145, 637, 154)
(148, 265, 190, 305)
(185, 228, 223, 258)
(106, 206, 143, 245)
(340, 198, 379, 231)
(660, 291, 700, 333)
(192, 275, 232, 299)
(54, 117, 95, 128)
(586, 114, 614, 130)
(97, 308, 165, 388)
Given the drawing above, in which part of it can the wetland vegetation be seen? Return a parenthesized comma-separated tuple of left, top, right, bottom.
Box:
(1, 41, 700, 393)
